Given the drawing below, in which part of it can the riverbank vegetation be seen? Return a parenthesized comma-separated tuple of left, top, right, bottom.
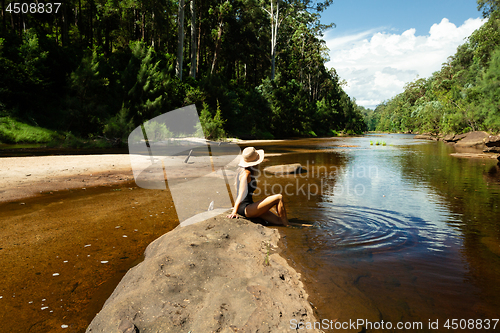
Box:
(366, 1, 500, 135)
(0, 0, 366, 146)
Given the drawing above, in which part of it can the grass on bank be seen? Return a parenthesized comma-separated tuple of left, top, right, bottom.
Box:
(0, 117, 121, 148)
(0, 117, 60, 144)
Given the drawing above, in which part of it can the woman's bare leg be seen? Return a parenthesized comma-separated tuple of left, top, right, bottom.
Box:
(245, 194, 288, 226)
(259, 210, 282, 225)
(276, 195, 288, 225)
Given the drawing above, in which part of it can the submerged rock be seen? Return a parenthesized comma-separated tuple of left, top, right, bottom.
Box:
(484, 147, 500, 153)
(264, 163, 307, 175)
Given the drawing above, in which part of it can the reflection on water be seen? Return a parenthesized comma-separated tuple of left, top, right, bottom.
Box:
(255, 135, 500, 332)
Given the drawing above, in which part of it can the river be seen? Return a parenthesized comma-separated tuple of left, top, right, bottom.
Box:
(260, 134, 500, 332)
(1, 134, 499, 332)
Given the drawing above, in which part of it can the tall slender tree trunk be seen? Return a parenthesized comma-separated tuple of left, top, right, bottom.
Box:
(142, 12, 145, 41)
(134, 9, 138, 40)
(152, 11, 155, 48)
(264, 0, 280, 80)
(190, 0, 197, 79)
(89, 1, 94, 47)
(210, 21, 222, 75)
(1, 0, 6, 34)
(196, 13, 201, 77)
(62, 4, 69, 46)
(104, 19, 110, 56)
(176, 0, 185, 80)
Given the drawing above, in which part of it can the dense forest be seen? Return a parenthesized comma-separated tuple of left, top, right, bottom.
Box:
(367, 0, 500, 135)
(0, 0, 366, 145)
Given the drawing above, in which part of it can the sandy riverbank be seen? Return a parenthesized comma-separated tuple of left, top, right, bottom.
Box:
(0, 154, 135, 202)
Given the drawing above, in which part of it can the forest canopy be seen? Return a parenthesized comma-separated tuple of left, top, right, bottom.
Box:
(0, 0, 366, 144)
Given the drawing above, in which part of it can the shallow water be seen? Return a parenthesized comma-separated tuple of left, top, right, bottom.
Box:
(1, 135, 499, 332)
(256, 135, 500, 332)
(0, 183, 178, 332)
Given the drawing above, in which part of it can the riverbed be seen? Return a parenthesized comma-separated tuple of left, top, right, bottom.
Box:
(1, 134, 499, 332)
(260, 134, 500, 332)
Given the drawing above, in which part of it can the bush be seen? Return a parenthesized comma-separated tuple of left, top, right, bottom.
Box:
(199, 102, 227, 141)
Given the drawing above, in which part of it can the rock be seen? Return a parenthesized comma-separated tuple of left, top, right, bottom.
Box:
(455, 131, 489, 148)
(443, 134, 456, 142)
(485, 135, 500, 147)
(450, 153, 500, 159)
(86, 216, 319, 333)
(414, 134, 434, 140)
(443, 133, 467, 143)
(264, 163, 307, 175)
(483, 147, 500, 153)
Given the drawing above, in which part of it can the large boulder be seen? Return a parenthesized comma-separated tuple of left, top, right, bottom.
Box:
(86, 216, 319, 333)
(455, 131, 490, 148)
(264, 163, 307, 175)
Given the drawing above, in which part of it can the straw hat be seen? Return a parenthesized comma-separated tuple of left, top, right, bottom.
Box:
(239, 147, 264, 167)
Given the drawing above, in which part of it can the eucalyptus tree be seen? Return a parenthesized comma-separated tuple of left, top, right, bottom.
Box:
(260, 0, 333, 80)
(176, 0, 185, 80)
(190, 0, 197, 79)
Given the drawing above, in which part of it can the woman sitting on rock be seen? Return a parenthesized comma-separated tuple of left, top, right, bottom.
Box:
(227, 147, 289, 226)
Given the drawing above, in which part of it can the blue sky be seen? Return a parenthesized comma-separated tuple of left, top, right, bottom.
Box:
(320, 0, 485, 108)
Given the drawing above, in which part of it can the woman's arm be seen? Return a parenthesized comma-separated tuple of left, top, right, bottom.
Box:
(227, 169, 249, 218)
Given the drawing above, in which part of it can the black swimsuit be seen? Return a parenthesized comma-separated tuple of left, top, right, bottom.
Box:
(236, 168, 256, 217)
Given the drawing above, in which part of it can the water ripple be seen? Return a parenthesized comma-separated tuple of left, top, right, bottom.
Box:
(316, 204, 427, 253)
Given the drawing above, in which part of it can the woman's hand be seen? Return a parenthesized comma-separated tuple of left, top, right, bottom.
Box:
(227, 213, 239, 219)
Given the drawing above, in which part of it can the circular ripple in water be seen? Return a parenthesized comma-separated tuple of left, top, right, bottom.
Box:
(317, 204, 423, 253)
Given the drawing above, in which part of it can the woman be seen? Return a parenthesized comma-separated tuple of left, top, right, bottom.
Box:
(227, 147, 289, 226)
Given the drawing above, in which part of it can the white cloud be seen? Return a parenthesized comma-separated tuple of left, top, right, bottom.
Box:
(325, 18, 486, 109)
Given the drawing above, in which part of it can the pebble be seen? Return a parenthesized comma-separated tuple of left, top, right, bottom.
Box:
(101, 261, 109, 264)
(53, 273, 59, 276)
(41, 306, 48, 310)
(123, 235, 127, 238)
(61, 325, 68, 329)
(84, 244, 91, 247)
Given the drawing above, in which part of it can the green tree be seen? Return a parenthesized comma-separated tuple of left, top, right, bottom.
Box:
(478, 47, 500, 132)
